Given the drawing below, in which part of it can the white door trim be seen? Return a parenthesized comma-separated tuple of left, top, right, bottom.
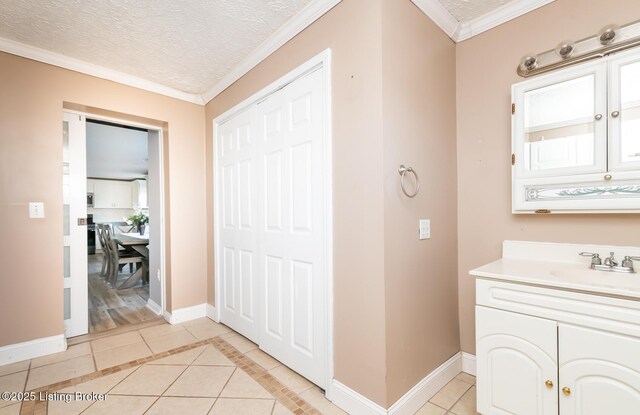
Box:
(213, 48, 333, 393)
(64, 109, 168, 320)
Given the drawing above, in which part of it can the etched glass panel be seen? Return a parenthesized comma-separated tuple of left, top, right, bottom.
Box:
(523, 75, 596, 171)
(620, 61, 640, 163)
(64, 288, 71, 320)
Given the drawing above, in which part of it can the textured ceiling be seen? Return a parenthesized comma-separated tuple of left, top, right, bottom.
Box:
(439, 0, 513, 22)
(0, 0, 313, 95)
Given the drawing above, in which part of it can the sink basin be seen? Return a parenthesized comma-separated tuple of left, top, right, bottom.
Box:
(551, 268, 614, 279)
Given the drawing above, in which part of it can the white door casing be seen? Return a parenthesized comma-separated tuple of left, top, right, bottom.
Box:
(476, 306, 558, 415)
(63, 112, 89, 337)
(215, 51, 331, 390)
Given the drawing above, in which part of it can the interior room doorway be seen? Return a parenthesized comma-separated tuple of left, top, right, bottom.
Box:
(63, 110, 167, 337)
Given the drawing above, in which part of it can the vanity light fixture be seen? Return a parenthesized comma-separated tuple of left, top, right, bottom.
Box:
(517, 19, 640, 77)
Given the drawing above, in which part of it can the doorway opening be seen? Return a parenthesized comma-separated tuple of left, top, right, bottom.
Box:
(63, 109, 167, 338)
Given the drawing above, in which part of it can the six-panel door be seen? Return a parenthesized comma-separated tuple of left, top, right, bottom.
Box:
(476, 306, 558, 415)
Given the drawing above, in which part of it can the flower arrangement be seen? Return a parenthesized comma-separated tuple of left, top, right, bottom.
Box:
(126, 210, 149, 226)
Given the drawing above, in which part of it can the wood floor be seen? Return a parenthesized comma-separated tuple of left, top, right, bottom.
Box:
(88, 253, 158, 333)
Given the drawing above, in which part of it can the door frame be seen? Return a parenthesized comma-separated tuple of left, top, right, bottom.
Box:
(212, 49, 334, 396)
(64, 108, 169, 323)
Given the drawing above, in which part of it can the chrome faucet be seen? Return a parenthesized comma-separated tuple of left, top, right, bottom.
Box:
(579, 251, 638, 273)
(604, 252, 618, 267)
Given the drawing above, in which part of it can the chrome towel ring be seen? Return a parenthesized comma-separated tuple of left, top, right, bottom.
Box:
(398, 165, 420, 198)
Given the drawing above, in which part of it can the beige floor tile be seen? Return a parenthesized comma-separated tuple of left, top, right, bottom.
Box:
(182, 318, 231, 340)
(91, 331, 144, 353)
(0, 360, 30, 377)
(164, 365, 235, 397)
(415, 402, 447, 415)
(146, 396, 215, 415)
(191, 346, 234, 366)
(245, 349, 281, 370)
(455, 372, 476, 385)
(30, 343, 91, 368)
(82, 395, 156, 415)
(219, 369, 272, 399)
(222, 333, 258, 353)
(145, 330, 198, 354)
(149, 346, 207, 365)
(110, 365, 187, 396)
(0, 403, 20, 415)
(272, 402, 294, 415)
(450, 386, 477, 415)
(93, 341, 153, 370)
(268, 365, 314, 394)
(49, 368, 138, 415)
(209, 398, 275, 415)
(0, 371, 27, 408)
(429, 379, 472, 410)
(139, 323, 185, 341)
(26, 355, 95, 390)
(300, 387, 347, 415)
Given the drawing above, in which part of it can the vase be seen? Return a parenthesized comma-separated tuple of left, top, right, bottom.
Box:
(137, 224, 145, 235)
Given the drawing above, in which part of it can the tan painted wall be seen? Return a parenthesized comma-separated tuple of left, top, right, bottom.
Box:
(381, 0, 459, 405)
(0, 52, 206, 347)
(205, 0, 389, 405)
(456, 0, 640, 354)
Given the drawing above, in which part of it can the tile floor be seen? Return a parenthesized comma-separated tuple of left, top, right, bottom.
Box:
(0, 318, 477, 414)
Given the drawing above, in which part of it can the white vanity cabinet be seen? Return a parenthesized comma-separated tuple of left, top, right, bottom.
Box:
(512, 48, 640, 213)
(473, 240, 640, 415)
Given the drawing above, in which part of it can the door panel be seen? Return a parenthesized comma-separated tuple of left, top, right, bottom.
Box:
(559, 324, 640, 415)
(62, 112, 88, 337)
(476, 306, 558, 415)
(257, 68, 326, 387)
(218, 107, 259, 341)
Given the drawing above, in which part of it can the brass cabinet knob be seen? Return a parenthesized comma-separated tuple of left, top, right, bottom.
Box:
(562, 387, 571, 396)
(604, 174, 612, 180)
(595, 114, 603, 120)
(545, 380, 554, 388)
(612, 111, 620, 118)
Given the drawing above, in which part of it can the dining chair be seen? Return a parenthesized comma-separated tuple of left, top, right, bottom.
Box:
(107, 239, 143, 288)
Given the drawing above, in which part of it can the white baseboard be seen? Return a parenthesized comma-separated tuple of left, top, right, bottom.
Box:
(206, 304, 219, 322)
(146, 298, 162, 316)
(331, 380, 387, 415)
(163, 303, 207, 324)
(331, 352, 464, 415)
(388, 352, 462, 415)
(0, 334, 66, 366)
(462, 352, 476, 376)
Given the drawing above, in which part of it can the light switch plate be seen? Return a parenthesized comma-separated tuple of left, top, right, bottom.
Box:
(29, 202, 45, 219)
(419, 219, 430, 240)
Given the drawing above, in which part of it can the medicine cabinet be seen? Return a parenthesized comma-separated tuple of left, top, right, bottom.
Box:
(512, 48, 640, 213)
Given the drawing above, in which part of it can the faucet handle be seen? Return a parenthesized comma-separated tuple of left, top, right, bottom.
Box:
(579, 252, 602, 265)
(604, 251, 618, 267)
(622, 256, 640, 269)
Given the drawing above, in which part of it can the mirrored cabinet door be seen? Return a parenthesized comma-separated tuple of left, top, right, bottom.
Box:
(609, 51, 640, 171)
(513, 61, 608, 179)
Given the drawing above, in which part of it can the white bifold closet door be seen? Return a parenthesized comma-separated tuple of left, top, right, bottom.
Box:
(218, 68, 326, 388)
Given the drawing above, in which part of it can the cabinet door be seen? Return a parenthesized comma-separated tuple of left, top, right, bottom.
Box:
(609, 49, 640, 172)
(93, 180, 113, 208)
(512, 61, 607, 180)
(477, 306, 558, 415)
(559, 324, 640, 415)
(111, 181, 132, 208)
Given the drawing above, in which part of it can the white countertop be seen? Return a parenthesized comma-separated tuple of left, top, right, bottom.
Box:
(470, 241, 640, 300)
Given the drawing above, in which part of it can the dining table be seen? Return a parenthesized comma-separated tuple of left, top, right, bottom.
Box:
(112, 232, 149, 289)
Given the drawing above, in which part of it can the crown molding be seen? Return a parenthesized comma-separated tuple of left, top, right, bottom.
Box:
(410, 0, 459, 38)
(0, 37, 205, 105)
(201, 0, 342, 103)
(454, 0, 556, 42)
(412, 0, 556, 43)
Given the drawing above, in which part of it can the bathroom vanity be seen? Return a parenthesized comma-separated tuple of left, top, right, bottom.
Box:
(471, 241, 640, 415)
